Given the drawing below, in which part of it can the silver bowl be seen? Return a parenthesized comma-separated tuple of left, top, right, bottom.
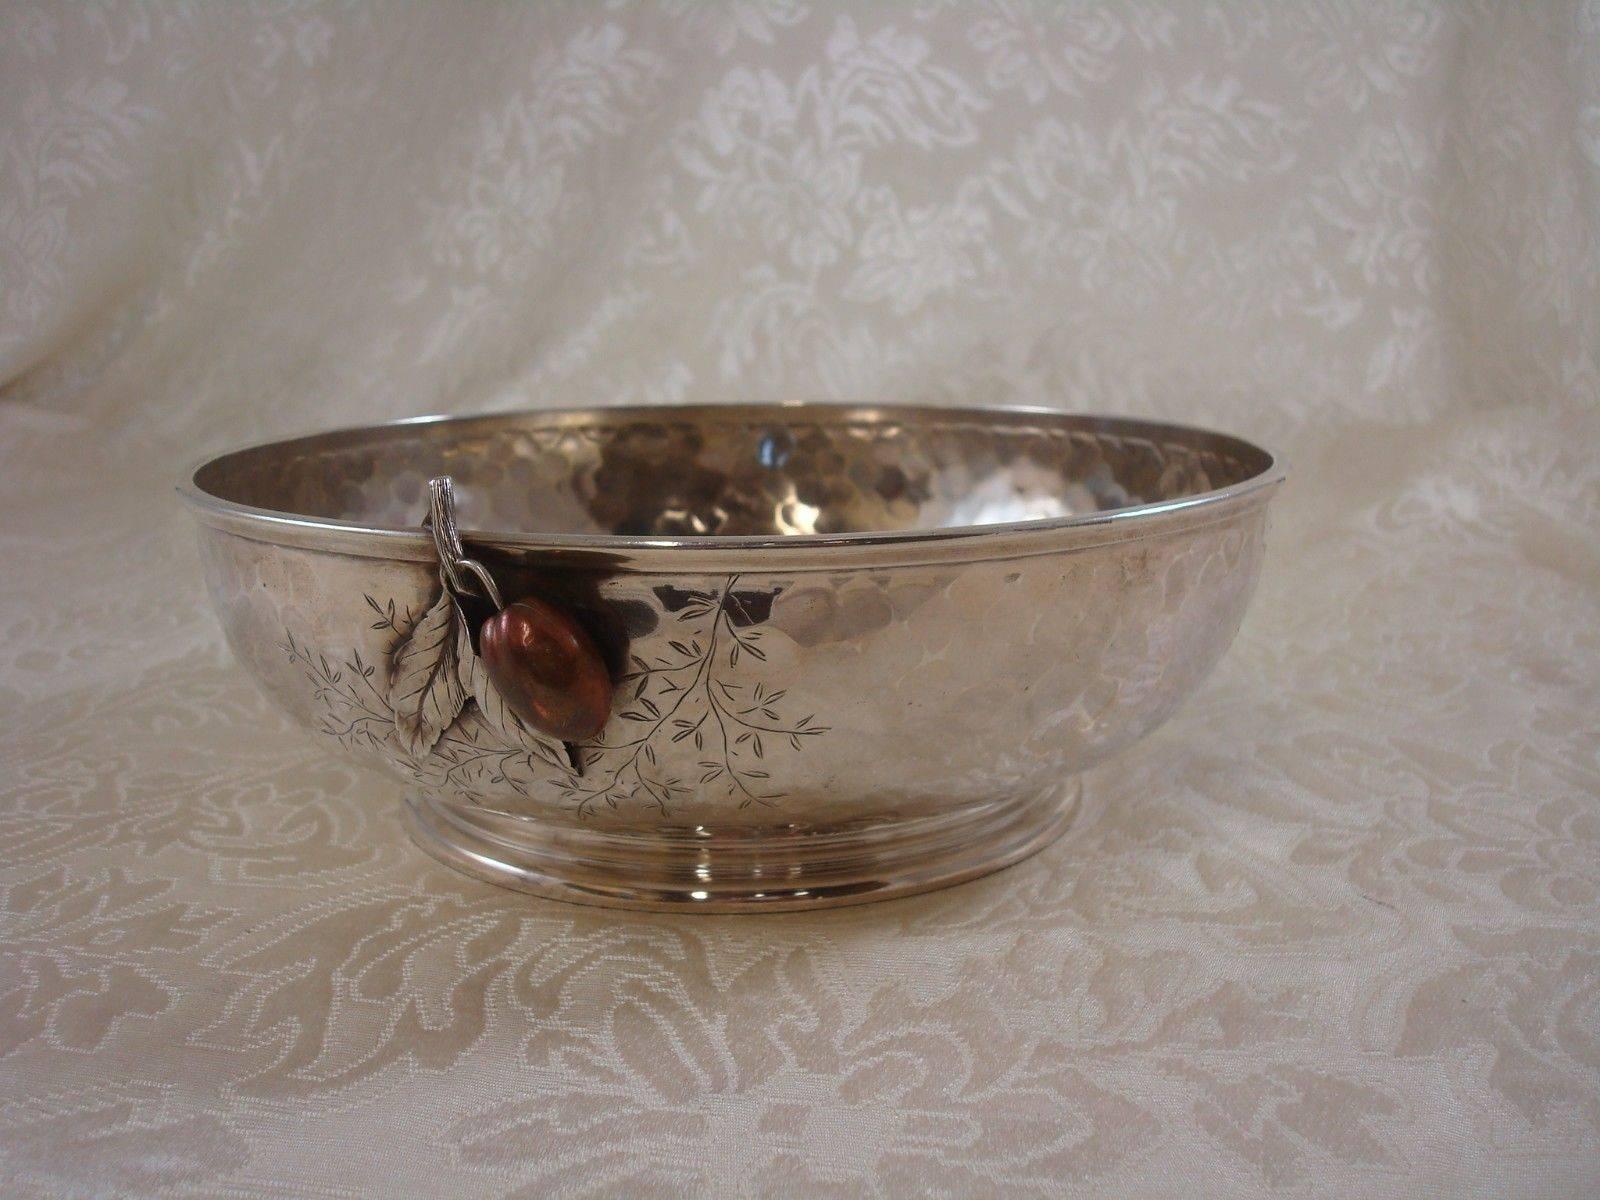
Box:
(180, 403, 1282, 911)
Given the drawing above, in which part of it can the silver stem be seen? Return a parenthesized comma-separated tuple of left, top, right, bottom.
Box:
(426, 476, 505, 610)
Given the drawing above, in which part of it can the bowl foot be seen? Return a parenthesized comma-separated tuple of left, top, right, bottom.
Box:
(402, 781, 1081, 913)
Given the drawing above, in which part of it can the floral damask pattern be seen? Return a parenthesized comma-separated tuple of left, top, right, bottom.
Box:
(1, 1, 1598, 1195)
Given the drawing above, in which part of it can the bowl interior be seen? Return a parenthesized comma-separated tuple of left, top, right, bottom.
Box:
(192, 406, 1274, 539)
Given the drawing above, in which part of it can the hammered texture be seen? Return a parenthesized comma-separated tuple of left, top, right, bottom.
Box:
(198, 410, 1264, 537)
(195, 489, 1266, 831)
(3, 0, 1598, 1194)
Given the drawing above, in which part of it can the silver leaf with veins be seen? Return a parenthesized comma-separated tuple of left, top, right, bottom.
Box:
(388, 590, 468, 756)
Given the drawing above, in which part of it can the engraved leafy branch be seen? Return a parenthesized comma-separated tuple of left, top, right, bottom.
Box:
(285, 575, 828, 820)
(282, 632, 395, 751)
(554, 575, 828, 819)
(282, 593, 572, 793)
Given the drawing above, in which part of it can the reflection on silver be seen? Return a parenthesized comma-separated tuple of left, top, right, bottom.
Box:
(180, 403, 1283, 911)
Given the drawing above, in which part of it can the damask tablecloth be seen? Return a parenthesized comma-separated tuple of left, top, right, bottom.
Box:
(2, 3, 1597, 1196)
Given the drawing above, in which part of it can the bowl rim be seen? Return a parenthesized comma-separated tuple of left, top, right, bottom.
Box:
(178, 402, 1286, 570)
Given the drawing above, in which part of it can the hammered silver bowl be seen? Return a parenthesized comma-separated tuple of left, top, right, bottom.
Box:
(180, 403, 1282, 911)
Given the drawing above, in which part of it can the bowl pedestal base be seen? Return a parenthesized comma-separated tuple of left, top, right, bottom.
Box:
(402, 780, 1081, 912)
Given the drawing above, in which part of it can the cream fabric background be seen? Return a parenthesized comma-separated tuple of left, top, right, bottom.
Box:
(2, 2, 1598, 1196)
